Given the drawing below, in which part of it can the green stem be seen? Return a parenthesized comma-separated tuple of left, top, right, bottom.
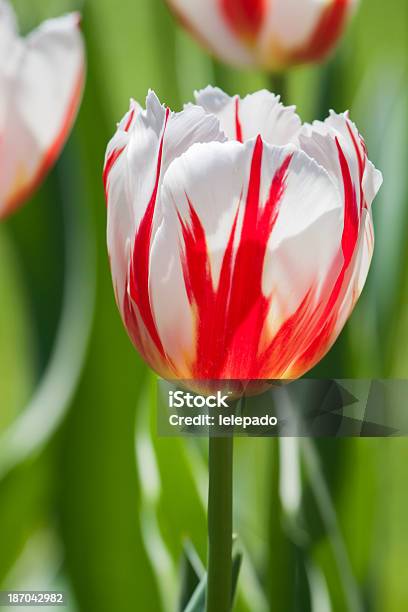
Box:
(206, 436, 234, 612)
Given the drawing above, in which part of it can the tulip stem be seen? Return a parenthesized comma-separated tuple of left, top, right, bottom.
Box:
(206, 435, 233, 612)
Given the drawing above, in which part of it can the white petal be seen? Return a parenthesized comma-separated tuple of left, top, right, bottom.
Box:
(0, 0, 17, 129)
(362, 159, 383, 208)
(163, 102, 227, 176)
(149, 140, 246, 373)
(106, 92, 225, 320)
(0, 0, 17, 54)
(105, 93, 169, 317)
(338, 113, 383, 208)
(167, 0, 253, 66)
(0, 11, 85, 217)
(333, 208, 374, 337)
(149, 137, 343, 378)
(195, 86, 301, 145)
(260, 0, 327, 50)
(299, 111, 382, 212)
(355, 208, 375, 294)
(262, 147, 344, 331)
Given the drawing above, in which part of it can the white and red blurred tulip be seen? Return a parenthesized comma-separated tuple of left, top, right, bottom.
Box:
(104, 88, 382, 383)
(166, 0, 358, 70)
(0, 0, 85, 219)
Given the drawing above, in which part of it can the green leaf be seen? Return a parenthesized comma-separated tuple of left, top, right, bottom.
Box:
(0, 453, 52, 585)
(184, 575, 206, 612)
(293, 545, 312, 612)
(0, 227, 34, 434)
(182, 550, 242, 612)
(265, 438, 299, 611)
(179, 541, 205, 611)
(231, 550, 243, 605)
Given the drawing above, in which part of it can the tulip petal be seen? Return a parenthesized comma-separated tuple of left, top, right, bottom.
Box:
(261, 0, 331, 50)
(195, 86, 301, 145)
(258, 0, 356, 66)
(167, 0, 253, 66)
(167, 0, 357, 70)
(149, 137, 343, 379)
(0, 0, 17, 54)
(289, 120, 380, 375)
(0, 8, 85, 217)
(324, 111, 382, 209)
(299, 111, 383, 216)
(220, 0, 266, 41)
(334, 207, 374, 337)
(105, 92, 225, 375)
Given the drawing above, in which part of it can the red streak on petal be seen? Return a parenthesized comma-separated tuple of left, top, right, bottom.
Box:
(256, 289, 316, 377)
(224, 143, 292, 378)
(103, 109, 136, 203)
(179, 137, 293, 379)
(220, 0, 265, 41)
(292, 0, 350, 63)
(2, 66, 84, 218)
(128, 108, 170, 359)
(346, 120, 367, 212)
(336, 137, 359, 265)
(289, 137, 360, 373)
(178, 198, 215, 310)
(123, 283, 143, 352)
(103, 146, 125, 202)
(124, 108, 135, 132)
(346, 122, 364, 180)
(235, 97, 243, 142)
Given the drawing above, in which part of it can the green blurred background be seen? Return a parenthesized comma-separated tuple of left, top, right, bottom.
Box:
(0, 0, 407, 610)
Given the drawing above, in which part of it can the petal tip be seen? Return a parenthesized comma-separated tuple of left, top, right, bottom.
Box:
(73, 12, 82, 28)
(146, 88, 164, 109)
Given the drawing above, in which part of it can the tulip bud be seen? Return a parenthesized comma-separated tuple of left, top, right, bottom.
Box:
(166, 0, 358, 70)
(0, 0, 85, 218)
(104, 88, 382, 384)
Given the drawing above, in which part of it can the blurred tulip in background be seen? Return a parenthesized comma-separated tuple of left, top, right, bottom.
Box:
(0, 0, 85, 218)
(166, 0, 358, 70)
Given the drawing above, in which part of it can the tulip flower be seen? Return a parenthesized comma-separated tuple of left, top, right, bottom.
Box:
(0, 0, 85, 218)
(104, 88, 382, 383)
(166, 0, 358, 70)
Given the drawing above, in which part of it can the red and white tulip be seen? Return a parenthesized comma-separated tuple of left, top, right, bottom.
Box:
(167, 0, 358, 70)
(0, 0, 85, 218)
(104, 88, 382, 382)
